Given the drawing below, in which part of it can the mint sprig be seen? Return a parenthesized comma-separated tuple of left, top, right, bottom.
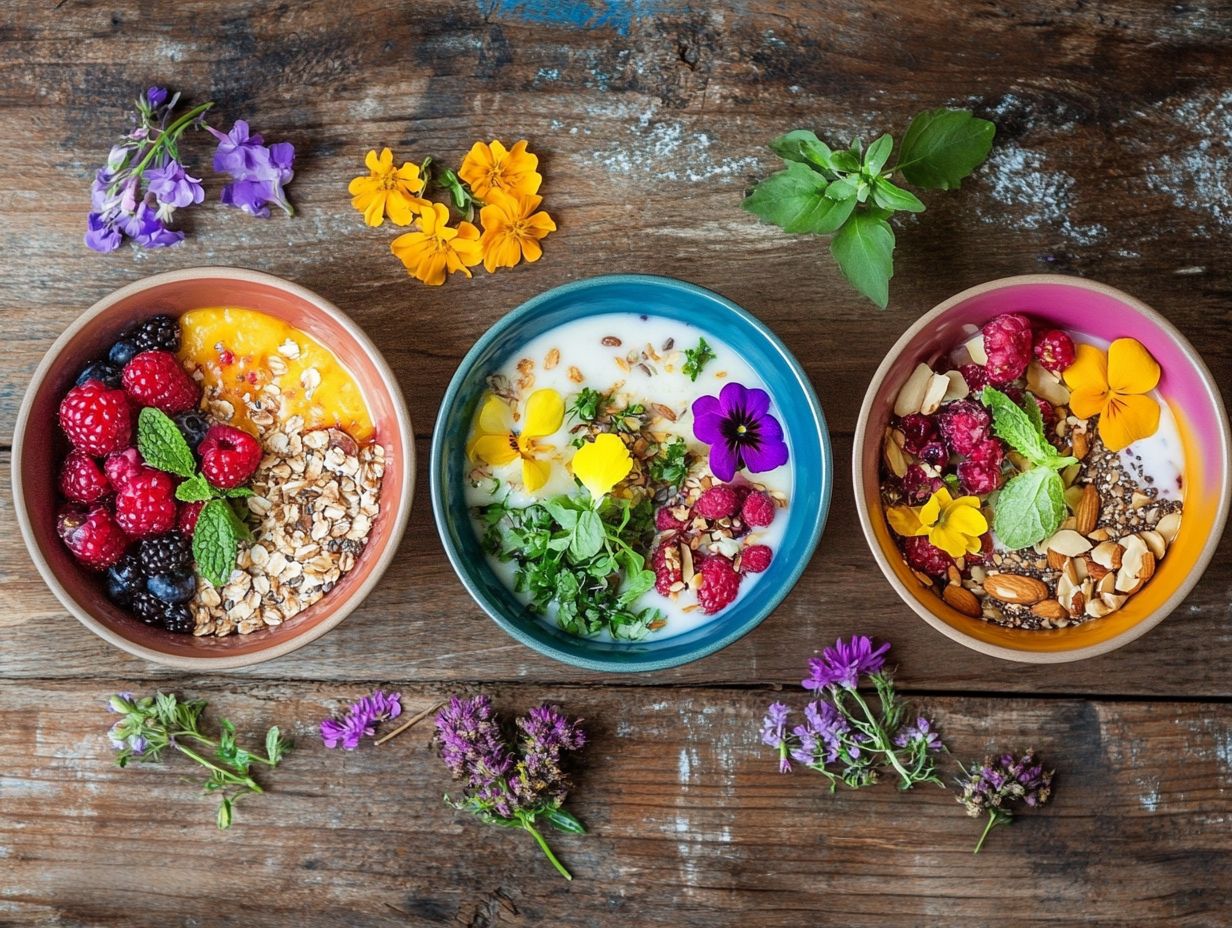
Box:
(137, 407, 196, 478)
(742, 108, 995, 307)
(980, 386, 1077, 550)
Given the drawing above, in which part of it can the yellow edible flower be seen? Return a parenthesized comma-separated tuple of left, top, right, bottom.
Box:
(479, 190, 557, 272)
(571, 433, 633, 502)
(348, 148, 429, 227)
(459, 139, 542, 200)
(887, 487, 988, 559)
(467, 389, 565, 492)
(390, 203, 482, 286)
(1062, 338, 1161, 452)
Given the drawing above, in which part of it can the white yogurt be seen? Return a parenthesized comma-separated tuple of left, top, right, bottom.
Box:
(464, 313, 794, 641)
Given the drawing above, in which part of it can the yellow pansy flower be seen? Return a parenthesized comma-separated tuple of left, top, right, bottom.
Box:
(1062, 338, 1161, 452)
(479, 190, 557, 272)
(571, 433, 633, 502)
(467, 389, 565, 492)
(390, 202, 482, 286)
(348, 148, 429, 227)
(887, 487, 988, 559)
(459, 139, 542, 200)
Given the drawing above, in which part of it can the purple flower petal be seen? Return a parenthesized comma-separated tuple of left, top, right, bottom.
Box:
(691, 394, 725, 444)
(740, 418, 789, 473)
(707, 440, 740, 482)
(85, 213, 123, 253)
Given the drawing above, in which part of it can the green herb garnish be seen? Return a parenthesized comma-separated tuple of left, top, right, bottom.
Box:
(567, 387, 610, 423)
(682, 337, 716, 381)
(743, 108, 995, 307)
(650, 437, 689, 490)
(137, 406, 196, 478)
(980, 386, 1077, 549)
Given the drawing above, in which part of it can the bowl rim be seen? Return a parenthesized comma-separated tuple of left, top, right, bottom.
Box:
(853, 273, 1232, 663)
(11, 266, 415, 670)
(430, 272, 832, 672)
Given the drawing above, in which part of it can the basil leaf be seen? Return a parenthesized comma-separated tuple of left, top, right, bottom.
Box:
(993, 467, 1066, 549)
(863, 133, 893, 175)
(830, 149, 861, 173)
(769, 129, 833, 171)
(568, 510, 605, 562)
(830, 212, 895, 309)
(136, 407, 196, 478)
(981, 387, 1055, 465)
(543, 807, 587, 834)
(896, 108, 995, 190)
(175, 473, 213, 502)
(193, 499, 239, 588)
(825, 178, 857, 202)
(872, 177, 926, 213)
(742, 161, 853, 234)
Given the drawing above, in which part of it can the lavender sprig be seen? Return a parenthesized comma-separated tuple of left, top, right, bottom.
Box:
(319, 690, 402, 750)
(957, 749, 1054, 852)
(435, 695, 587, 881)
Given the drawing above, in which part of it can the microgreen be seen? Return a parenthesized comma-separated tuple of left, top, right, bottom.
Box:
(649, 437, 689, 490)
(106, 692, 290, 830)
(567, 387, 611, 424)
(681, 337, 716, 381)
(979, 386, 1077, 550)
(743, 108, 995, 307)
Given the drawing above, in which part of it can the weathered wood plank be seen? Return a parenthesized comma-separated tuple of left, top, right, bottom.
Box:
(1, 682, 1230, 926)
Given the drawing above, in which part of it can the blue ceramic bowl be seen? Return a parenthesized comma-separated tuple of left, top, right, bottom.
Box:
(430, 274, 831, 671)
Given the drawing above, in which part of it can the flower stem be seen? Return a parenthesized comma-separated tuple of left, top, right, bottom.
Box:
(847, 688, 914, 786)
(131, 101, 214, 175)
(523, 819, 572, 881)
(973, 811, 1000, 854)
(174, 743, 263, 793)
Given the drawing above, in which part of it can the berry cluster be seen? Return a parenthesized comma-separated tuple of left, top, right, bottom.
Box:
(650, 482, 778, 615)
(54, 315, 262, 634)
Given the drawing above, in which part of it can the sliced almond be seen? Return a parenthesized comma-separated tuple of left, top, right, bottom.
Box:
(1115, 538, 1154, 593)
(946, 564, 962, 585)
(1032, 599, 1068, 621)
(1085, 596, 1115, 619)
(1026, 360, 1071, 406)
(1085, 557, 1110, 581)
(1046, 549, 1068, 571)
(1063, 485, 1085, 512)
(1131, 491, 1152, 510)
(920, 373, 951, 416)
(1139, 530, 1167, 561)
(1101, 592, 1128, 611)
(1071, 556, 1089, 581)
(894, 363, 935, 417)
(964, 333, 989, 365)
(983, 573, 1049, 605)
(1156, 511, 1182, 545)
(882, 429, 910, 478)
(1072, 430, 1089, 460)
(1046, 529, 1093, 557)
(1096, 571, 1118, 596)
(680, 545, 695, 585)
(942, 370, 970, 403)
(1061, 462, 1083, 488)
(1091, 541, 1124, 570)
(943, 583, 982, 617)
(1074, 484, 1100, 535)
(1088, 526, 1112, 542)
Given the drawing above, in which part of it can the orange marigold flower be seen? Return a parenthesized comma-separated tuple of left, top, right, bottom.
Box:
(459, 139, 542, 200)
(479, 190, 557, 273)
(348, 148, 429, 227)
(390, 202, 482, 286)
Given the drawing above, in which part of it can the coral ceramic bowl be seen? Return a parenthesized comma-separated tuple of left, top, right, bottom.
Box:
(855, 274, 1230, 662)
(431, 274, 831, 672)
(12, 267, 414, 669)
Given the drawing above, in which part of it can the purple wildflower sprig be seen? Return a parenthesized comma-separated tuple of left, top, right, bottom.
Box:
(105, 692, 291, 829)
(435, 695, 587, 881)
(319, 690, 402, 750)
(957, 749, 1054, 853)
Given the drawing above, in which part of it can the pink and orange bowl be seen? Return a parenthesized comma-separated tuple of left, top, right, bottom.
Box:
(854, 274, 1231, 663)
(11, 267, 414, 669)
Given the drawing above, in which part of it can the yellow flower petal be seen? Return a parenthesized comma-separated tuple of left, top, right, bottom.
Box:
(918, 489, 945, 527)
(477, 394, 514, 435)
(944, 502, 988, 537)
(521, 456, 552, 492)
(1098, 393, 1161, 452)
(1068, 387, 1109, 420)
(522, 389, 564, 438)
(1107, 337, 1161, 396)
(928, 524, 971, 559)
(571, 433, 632, 501)
(887, 505, 928, 537)
(468, 433, 518, 466)
(1063, 343, 1109, 395)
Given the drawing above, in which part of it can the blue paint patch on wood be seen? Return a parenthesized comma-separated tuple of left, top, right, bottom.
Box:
(483, 0, 687, 35)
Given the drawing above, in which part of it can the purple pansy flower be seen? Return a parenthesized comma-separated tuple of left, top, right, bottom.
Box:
(802, 635, 891, 691)
(691, 382, 790, 482)
(145, 159, 205, 209)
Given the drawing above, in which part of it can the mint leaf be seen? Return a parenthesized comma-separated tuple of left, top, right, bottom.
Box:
(224, 487, 254, 499)
(743, 161, 854, 234)
(175, 473, 213, 502)
(769, 129, 833, 171)
(830, 211, 895, 308)
(569, 510, 605, 562)
(872, 177, 926, 213)
(993, 467, 1066, 549)
(981, 386, 1057, 465)
(137, 407, 196, 479)
(863, 133, 893, 175)
(896, 108, 995, 190)
(193, 499, 239, 588)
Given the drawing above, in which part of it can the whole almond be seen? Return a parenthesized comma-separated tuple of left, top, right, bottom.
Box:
(942, 583, 982, 617)
(1074, 484, 1100, 535)
(983, 573, 1049, 605)
(1031, 599, 1068, 621)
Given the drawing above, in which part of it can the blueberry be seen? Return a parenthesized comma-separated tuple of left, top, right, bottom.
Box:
(173, 411, 212, 453)
(108, 338, 139, 366)
(105, 554, 145, 606)
(132, 314, 181, 353)
(147, 571, 197, 604)
(76, 360, 122, 390)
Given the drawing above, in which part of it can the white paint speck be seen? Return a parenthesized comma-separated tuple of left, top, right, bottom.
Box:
(1146, 91, 1232, 226)
(980, 142, 1105, 244)
(589, 106, 760, 183)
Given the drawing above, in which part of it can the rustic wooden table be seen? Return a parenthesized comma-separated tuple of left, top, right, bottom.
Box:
(2, 1, 1231, 925)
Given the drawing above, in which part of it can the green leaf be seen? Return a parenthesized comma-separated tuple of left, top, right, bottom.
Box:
(769, 129, 833, 170)
(193, 499, 239, 588)
(136, 407, 196, 478)
(872, 177, 926, 213)
(569, 510, 605, 562)
(863, 133, 893, 175)
(830, 212, 896, 308)
(742, 161, 853, 235)
(681, 337, 716, 382)
(265, 727, 284, 764)
(896, 108, 995, 190)
(543, 807, 587, 834)
(175, 473, 213, 502)
(224, 487, 254, 499)
(825, 178, 857, 201)
(830, 149, 861, 173)
(217, 797, 233, 830)
(993, 467, 1066, 549)
(544, 498, 579, 530)
(980, 387, 1056, 465)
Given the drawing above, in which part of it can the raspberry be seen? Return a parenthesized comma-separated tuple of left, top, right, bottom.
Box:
(105, 553, 145, 605)
(177, 500, 204, 536)
(902, 535, 953, 577)
(938, 400, 991, 456)
(740, 544, 773, 574)
(131, 314, 181, 353)
(1030, 394, 1055, 428)
(58, 450, 111, 504)
(901, 464, 942, 503)
(958, 363, 988, 392)
(966, 438, 1006, 468)
(104, 447, 144, 488)
(655, 506, 685, 532)
(57, 505, 129, 570)
(121, 350, 200, 414)
(697, 555, 741, 614)
(113, 468, 178, 538)
(981, 313, 1033, 385)
(918, 441, 949, 469)
(199, 425, 262, 489)
(899, 413, 937, 454)
(58, 381, 133, 456)
(741, 491, 776, 528)
(1033, 329, 1076, 374)
(76, 360, 122, 390)
(138, 532, 193, 575)
(651, 539, 682, 595)
(957, 460, 1003, 495)
(695, 485, 739, 520)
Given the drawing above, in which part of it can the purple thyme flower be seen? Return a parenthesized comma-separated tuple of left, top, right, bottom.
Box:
(760, 702, 793, 772)
(107, 692, 136, 714)
(957, 749, 1054, 852)
(514, 704, 587, 805)
(145, 159, 205, 209)
(802, 635, 891, 691)
(319, 689, 402, 750)
(893, 716, 943, 752)
(691, 382, 790, 482)
(435, 695, 522, 818)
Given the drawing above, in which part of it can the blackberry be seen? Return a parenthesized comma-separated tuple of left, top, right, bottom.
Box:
(105, 554, 145, 606)
(132, 314, 181, 353)
(76, 360, 123, 390)
(147, 571, 196, 604)
(173, 411, 212, 453)
(161, 603, 195, 634)
(129, 591, 166, 625)
(138, 532, 193, 575)
(108, 336, 140, 367)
